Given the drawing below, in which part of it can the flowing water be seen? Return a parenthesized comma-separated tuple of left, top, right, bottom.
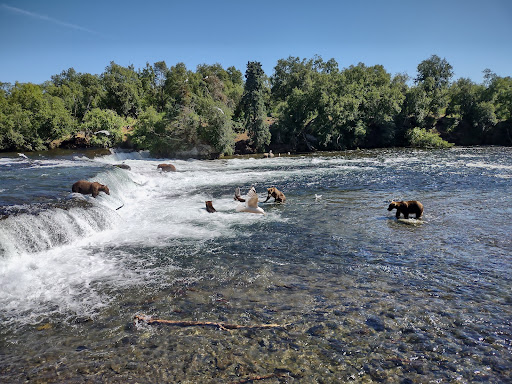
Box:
(0, 147, 511, 383)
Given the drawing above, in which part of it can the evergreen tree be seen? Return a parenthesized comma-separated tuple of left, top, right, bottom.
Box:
(239, 61, 270, 152)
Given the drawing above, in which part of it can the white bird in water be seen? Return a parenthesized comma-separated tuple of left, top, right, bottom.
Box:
(18, 153, 28, 159)
(315, 194, 322, 200)
(235, 187, 265, 214)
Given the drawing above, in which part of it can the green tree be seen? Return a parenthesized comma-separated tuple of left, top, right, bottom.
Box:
(238, 61, 270, 152)
(0, 101, 37, 151)
(486, 74, 512, 120)
(270, 55, 337, 105)
(198, 100, 235, 156)
(269, 56, 330, 150)
(164, 62, 194, 114)
(138, 62, 157, 111)
(447, 78, 497, 144)
(3, 82, 75, 149)
(415, 55, 453, 119)
(45, 69, 104, 122)
(101, 62, 143, 118)
(130, 106, 166, 153)
(226, 66, 244, 110)
(79, 73, 104, 119)
(46, 68, 82, 119)
(271, 59, 404, 150)
(131, 106, 200, 157)
(153, 61, 170, 112)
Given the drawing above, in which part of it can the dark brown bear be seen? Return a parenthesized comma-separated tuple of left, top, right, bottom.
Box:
(72, 180, 110, 198)
(157, 163, 176, 172)
(205, 201, 216, 213)
(264, 187, 286, 203)
(387, 200, 423, 219)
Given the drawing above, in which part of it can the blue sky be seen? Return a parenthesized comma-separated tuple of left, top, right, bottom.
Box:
(1, 0, 511, 84)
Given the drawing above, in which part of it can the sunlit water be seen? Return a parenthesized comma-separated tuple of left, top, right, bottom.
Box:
(0, 147, 511, 383)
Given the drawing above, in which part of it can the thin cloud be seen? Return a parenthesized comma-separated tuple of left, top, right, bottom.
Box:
(2, 3, 99, 35)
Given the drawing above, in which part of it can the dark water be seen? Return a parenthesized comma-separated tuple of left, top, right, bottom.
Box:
(0, 147, 511, 383)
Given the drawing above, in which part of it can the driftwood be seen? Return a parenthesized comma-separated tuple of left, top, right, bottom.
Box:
(134, 314, 286, 331)
(234, 187, 246, 202)
(230, 372, 289, 383)
(205, 200, 216, 213)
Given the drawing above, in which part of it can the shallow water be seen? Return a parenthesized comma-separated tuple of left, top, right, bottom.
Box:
(0, 147, 511, 383)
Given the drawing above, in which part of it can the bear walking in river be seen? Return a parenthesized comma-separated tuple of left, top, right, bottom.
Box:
(388, 200, 423, 219)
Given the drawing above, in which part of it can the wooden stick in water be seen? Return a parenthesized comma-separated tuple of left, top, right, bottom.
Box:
(134, 314, 286, 331)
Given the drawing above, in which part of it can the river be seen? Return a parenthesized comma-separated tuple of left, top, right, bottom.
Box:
(0, 147, 511, 383)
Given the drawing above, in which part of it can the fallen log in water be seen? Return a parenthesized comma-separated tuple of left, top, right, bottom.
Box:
(134, 314, 287, 331)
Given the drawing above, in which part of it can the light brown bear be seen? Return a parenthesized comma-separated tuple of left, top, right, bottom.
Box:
(264, 187, 286, 203)
(72, 180, 110, 198)
(157, 163, 176, 172)
(388, 200, 423, 219)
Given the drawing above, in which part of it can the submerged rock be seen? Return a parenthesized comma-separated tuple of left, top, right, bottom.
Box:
(366, 316, 385, 332)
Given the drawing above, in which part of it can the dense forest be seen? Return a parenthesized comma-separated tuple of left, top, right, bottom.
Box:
(1, 55, 511, 157)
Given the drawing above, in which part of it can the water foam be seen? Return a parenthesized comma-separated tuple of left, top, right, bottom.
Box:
(0, 154, 291, 326)
(0, 242, 124, 324)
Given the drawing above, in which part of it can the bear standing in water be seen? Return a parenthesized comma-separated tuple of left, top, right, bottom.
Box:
(157, 163, 176, 172)
(388, 200, 423, 219)
(263, 187, 286, 203)
(72, 180, 110, 198)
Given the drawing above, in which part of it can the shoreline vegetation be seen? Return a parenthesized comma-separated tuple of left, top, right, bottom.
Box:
(1, 55, 511, 158)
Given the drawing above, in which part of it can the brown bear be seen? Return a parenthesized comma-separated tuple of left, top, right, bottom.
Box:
(264, 187, 286, 203)
(113, 164, 131, 170)
(72, 180, 110, 198)
(157, 163, 176, 172)
(388, 200, 423, 219)
(205, 201, 216, 213)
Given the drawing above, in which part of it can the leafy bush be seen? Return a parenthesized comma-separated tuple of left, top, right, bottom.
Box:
(406, 127, 453, 148)
(81, 108, 124, 147)
(131, 106, 201, 157)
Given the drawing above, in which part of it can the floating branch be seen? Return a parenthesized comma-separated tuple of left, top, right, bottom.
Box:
(134, 314, 287, 331)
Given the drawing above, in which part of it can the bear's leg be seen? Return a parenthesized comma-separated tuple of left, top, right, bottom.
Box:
(396, 211, 401, 219)
(403, 213, 409, 219)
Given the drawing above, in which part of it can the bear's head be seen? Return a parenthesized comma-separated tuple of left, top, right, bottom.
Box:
(100, 184, 110, 195)
(388, 201, 399, 211)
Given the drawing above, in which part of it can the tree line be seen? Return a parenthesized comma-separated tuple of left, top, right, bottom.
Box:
(1, 55, 511, 156)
